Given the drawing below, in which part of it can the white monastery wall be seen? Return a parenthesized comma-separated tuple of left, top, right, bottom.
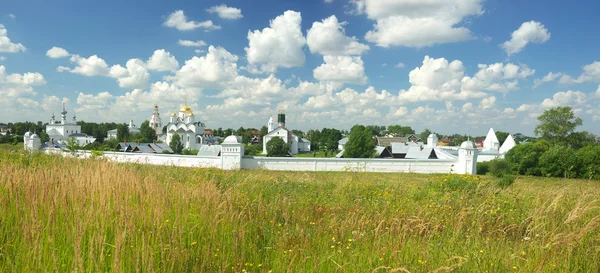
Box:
(47, 150, 221, 168)
(241, 157, 457, 174)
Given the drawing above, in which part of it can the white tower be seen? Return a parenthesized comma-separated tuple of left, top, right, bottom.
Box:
(23, 131, 31, 150)
(457, 140, 478, 174)
(149, 104, 163, 136)
(61, 103, 68, 124)
(267, 116, 274, 132)
(30, 133, 41, 150)
(427, 133, 438, 148)
(483, 128, 500, 151)
(221, 135, 244, 170)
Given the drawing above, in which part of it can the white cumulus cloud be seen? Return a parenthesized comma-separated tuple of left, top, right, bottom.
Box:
(206, 4, 243, 20)
(172, 45, 239, 88)
(502, 21, 550, 56)
(46, 46, 70, 59)
(146, 49, 179, 71)
(109, 59, 149, 89)
(245, 10, 306, 73)
(0, 24, 26, 53)
(313, 55, 368, 84)
(350, 0, 483, 48)
(163, 10, 221, 31)
(306, 15, 369, 56)
(66, 55, 110, 76)
(178, 39, 207, 47)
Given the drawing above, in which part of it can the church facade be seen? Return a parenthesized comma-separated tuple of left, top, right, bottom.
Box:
(262, 111, 310, 155)
(45, 103, 96, 146)
(165, 102, 206, 151)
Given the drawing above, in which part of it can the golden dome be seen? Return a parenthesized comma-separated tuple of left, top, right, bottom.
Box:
(179, 105, 192, 112)
(169, 112, 177, 117)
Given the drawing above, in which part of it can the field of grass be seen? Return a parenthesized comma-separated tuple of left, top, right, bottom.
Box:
(1, 149, 599, 272)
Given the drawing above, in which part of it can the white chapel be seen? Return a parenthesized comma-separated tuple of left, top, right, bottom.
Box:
(165, 101, 206, 151)
(262, 111, 310, 155)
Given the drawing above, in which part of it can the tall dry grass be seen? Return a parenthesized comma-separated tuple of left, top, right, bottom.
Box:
(0, 150, 599, 272)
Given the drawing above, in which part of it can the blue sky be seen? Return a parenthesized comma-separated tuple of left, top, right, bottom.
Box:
(1, 0, 600, 136)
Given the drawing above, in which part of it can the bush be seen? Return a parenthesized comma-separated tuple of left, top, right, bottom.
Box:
(575, 145, 600, 180)
(476, 161, 490, 175)
(497, 174, 516, 188)
(539, 145, 580, 178)
(488, 158, 513, 178)
(504, 140, 550, 176)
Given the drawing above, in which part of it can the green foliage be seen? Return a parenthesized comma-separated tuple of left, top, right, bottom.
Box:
(419, 128, 433, 142)
(169, 133, 184, 154)
(488, 158, 514, 178)
(180, 149, 199, 155)
(504, 140, 550, 176)
(495, 131, 510, 146)
(539, 145, 580, 178)
(343, 125, 375, 158)
(63, 137, 82, 154)
(266, 137, 288, 157)
(567, 131, 597, 149)
(90, 150, 104, 158)
(244, 144, 262, 156)
(318, 128, 342, 151)
(365, 125, 386, 137)
(576, 146, 600, 179)
(139, 120, 157, 143)
(534, 106, 583, 145)
(305, 129, 321, 151)
(116, 124, 129, 142)
(292, 130, 304, 138)
(476, 161, 490, 175)
(387, 125, 415, 136)
(497, 175, 516, 188)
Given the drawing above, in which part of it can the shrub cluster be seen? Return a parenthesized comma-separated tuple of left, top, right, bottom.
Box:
(478, 141, 600, 180)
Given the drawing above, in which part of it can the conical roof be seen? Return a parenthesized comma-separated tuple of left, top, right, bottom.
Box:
(499, 134, 517, 154)
(483, 128, 499, 150)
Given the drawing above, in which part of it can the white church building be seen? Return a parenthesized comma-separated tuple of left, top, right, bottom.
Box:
(45, 103, 96, 146)
(262, 111, 310, 155)
(165, 101, 206, 151)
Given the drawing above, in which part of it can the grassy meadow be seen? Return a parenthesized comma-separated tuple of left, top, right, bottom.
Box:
(0, 149, 599, 272)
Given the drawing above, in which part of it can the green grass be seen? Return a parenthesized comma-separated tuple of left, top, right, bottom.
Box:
(295, 150, 338, 158)
(0, 149, 599, 272)
(0, 143, 21, 151)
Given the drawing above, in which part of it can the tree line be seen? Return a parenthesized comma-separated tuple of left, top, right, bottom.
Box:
(479, 106, 599, 180)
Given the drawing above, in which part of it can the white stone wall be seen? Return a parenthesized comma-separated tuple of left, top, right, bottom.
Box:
(50, 150, 221, 168)
(241, 157, 458, 174)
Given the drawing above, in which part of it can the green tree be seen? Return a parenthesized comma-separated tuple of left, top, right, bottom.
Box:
(504, 140, 550, 176)
(292, 130, 304, 138)
(139, 120, 157, 143)
(319, 128, 342, 151)
(343, 125, 375, 158)
(567, 131, 597, 149)
(63, 137, 82, 155)
(419, 128, 433, 142)
(169, 133, 184, 154)
(575, 145, 600, 179)
(539, 145, 580, 178)
(365, 125, 386, 136)
(495, 131, 510, 146)
(387, 125, 415, 136)
(534, 106, 583, 145)
(305, 129, 321, 151)
(266, 137, 288, 157)
(116, 124, 130, 142)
